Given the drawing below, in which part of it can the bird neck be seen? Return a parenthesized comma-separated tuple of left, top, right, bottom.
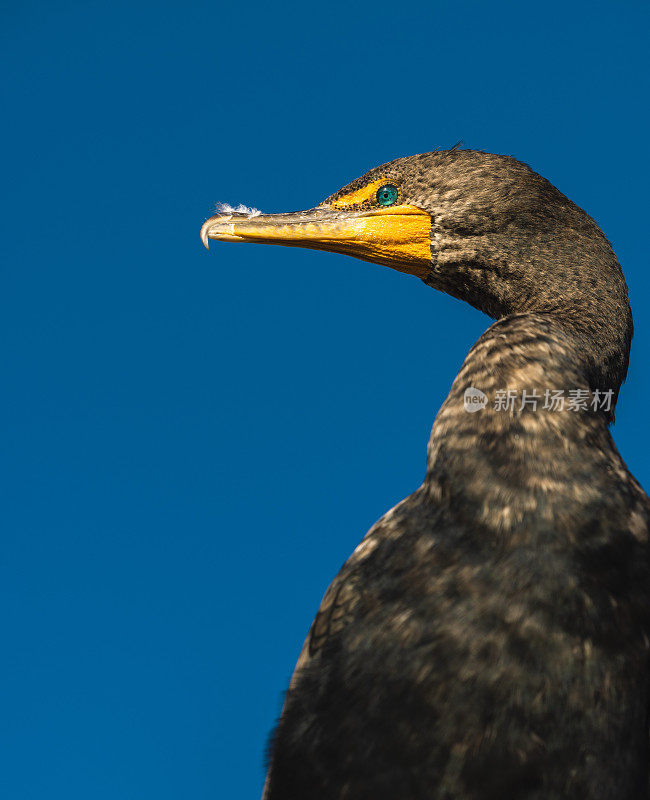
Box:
(424, 313, 622, 542)
(425, 230, 633, 416)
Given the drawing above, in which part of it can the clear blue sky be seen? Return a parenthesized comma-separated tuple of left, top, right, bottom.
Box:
(2, 2, 649, 797)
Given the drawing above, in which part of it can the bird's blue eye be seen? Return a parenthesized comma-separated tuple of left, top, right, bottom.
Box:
(376, 184, 399, 206)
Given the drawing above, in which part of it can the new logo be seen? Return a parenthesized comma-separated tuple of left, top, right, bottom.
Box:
(464, 387, 488, 413)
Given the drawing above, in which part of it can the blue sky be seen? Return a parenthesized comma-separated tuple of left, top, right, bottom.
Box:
(2, 2, 649, 797)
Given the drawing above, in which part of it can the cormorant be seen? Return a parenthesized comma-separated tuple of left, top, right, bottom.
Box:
(201, 150, 650, 799)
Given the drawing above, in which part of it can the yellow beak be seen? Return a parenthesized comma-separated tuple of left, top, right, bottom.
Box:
(200, 204, 432, 279)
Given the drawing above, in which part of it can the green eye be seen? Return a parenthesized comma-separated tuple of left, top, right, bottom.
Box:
(376, 184, 399, 206)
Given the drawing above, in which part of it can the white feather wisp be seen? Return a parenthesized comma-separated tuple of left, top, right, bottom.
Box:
(214, 202, 262, 217)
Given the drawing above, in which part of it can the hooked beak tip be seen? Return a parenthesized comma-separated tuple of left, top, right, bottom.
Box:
(200, 221, 211, 250)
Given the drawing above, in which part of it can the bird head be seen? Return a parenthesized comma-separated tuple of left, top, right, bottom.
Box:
(201, 150, 632, 396)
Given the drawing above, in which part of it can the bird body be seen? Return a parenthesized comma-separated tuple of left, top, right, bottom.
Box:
(267, 313, 650, 799)
(201, 151, 650, 798)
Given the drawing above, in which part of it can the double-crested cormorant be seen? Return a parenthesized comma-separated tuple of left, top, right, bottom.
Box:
(201, 151, 650, 799)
